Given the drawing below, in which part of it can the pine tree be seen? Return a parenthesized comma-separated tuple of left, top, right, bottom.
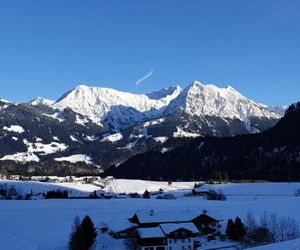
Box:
(81, 216, 97, 249)
(226, 219, 235, 239)
(69, 215, 97, 250)
(143, 190, 150, 199)
(234, 217, 246, 241)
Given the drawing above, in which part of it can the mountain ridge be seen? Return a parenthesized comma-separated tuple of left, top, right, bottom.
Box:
(0, 81, 284, 175)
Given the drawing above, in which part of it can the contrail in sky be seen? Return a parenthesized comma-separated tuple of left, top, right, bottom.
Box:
(135, 69, 154, 86)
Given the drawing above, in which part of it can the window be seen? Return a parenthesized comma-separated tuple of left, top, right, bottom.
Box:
(169, 239, 172, 244)
(188, 238, 191, 243)
(157, 247, 165, 250)
(174, 239, 177, 243)
(182, 246, 185, 250)
(188, 246, 191, 250)
(182, 239, 185, 243)
(169, 247, 172, 250)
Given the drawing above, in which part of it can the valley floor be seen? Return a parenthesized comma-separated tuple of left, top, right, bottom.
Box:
(0, 180, 300, 249)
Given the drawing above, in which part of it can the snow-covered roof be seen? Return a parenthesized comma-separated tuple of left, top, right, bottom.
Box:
(108, 218, 136, 232)
(137, 227, 166, 239)
(160, 222, 199, 234)
(131, 209, 222, 223)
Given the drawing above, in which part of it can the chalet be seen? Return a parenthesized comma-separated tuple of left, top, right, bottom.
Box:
(108, 209, 222, 249)
(135, 223, 201, 250)
(128, 209, 222, 234)
(160, 223, 200, 250)
(108, 218, 138, 239)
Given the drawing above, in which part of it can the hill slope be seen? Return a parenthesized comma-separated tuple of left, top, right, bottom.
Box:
(107, 103, 300, 181)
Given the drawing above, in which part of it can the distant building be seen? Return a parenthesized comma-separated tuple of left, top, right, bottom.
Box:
(135, 223, 201, 250)
(108, 209, 222, 249)
(128, 209, 222, 235)
(136, 227, 167, 250)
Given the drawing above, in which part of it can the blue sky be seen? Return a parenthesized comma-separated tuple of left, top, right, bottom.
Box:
(0, 0, 299, 105)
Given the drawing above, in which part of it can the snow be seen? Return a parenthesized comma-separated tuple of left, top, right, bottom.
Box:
(0, 139, 68, 161)
(153, 136, 169, 143)
(0, 104, 9, 111)
(3, 125, 25, 134)
(247, 238, 300, 249)
(161, 147, 172, 154)
(196, 182, 300, 198)
(69, 135, 78, 142)
(143, 118, 165, 127)
(100, 133, 123, 142)
(0, 98, 11, 104)
(53, 84, 181, 128)
(75, 115, 89, 126)
(35, 137, 43, 142)
(121, 139, 138, 149)
(54, 154, 94, 164)
(0, 152, 40, 162)
(166, 81, 281, 132)
(267, 105, 288, 116)
(42, 112, 65, 122)
(160, 222, 199, 234)
(103, 179, 194, 194)
(173, 127, 200, 138)
(12, 136, 18, 141)
(131, 209, 220, 224)
(0, 181, 300, 249)
(24, 139, 68, 155)
(85, 135, 99, 141)
(136, 227, 165, 238)
(29, 97, 54, 106)
(0, 179, 101, 195)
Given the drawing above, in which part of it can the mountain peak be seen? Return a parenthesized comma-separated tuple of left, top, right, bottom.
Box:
(146, 85, 182, 100)
(30, 97, 54, 106)
(53, 84, 181, 128)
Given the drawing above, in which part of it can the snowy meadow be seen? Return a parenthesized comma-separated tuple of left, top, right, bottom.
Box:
(1, 180, 300, 249)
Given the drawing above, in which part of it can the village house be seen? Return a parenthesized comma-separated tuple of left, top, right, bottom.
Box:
(135, 227, 167, 250)
(128, 209, 222, 235)
(106, 208, 222, 249)
(135, 222, 201, 250)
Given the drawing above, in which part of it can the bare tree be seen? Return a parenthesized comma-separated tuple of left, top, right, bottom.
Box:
(275, 217, 300, 242)
(245, 211, 256, 243)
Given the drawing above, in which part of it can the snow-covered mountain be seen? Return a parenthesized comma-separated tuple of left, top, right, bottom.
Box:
(166, 82, 278, 120)
(267, 105, 288, 116)
(51, 82, 280, 134)
(158, 81, 280, 135)
(53, 85, 182, 130)
(0, 81, 284, 174)
(29, 97, 54, 106)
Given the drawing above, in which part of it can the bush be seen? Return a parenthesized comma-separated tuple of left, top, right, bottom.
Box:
(226, 217, 246, 241)
(245, 211, 300, 246)
(128, 193, 141, 198)
(69, 215, 97, 250)
(156, 193, 176, 199)
(206, 190, 226, 201)
(143, 190, 150, 199)
(45, 190, 68, 199)
(252, 226, 272, 243)
(194, 182, 203, 188)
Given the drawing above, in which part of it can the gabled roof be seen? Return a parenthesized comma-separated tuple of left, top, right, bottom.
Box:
(108, 218, 137, 232)
(160, 223, 199, 235)
(129, 209, 222, 224)
(137, 227, 166, 239)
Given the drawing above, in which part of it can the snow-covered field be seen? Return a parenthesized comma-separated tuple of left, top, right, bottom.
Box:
(1, 180, 300, 249)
